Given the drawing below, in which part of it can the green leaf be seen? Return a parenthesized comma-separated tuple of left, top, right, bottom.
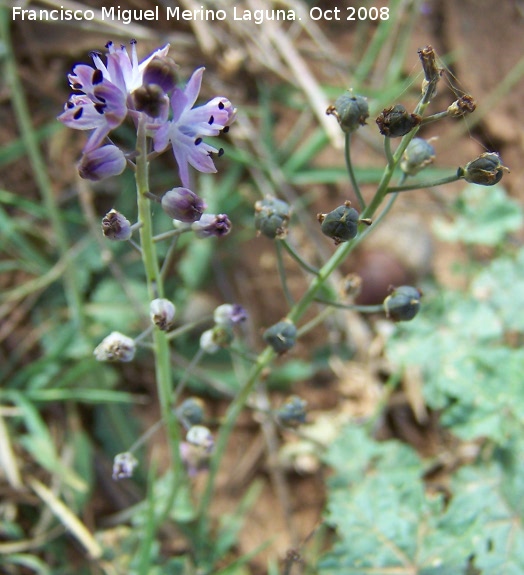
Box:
(472, 246, 524, 333)
(386, 251, 524, 444)
(433, 184, 523, 246)
(320, 427, 524, 574)
(320, 427, 476, 574)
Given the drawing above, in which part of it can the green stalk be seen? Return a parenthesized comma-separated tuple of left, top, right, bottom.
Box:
(280, 239, 319, 275)
(387, 173, 461, 193)
(135, 118, 182, 507)
(345, 132, 365, 209)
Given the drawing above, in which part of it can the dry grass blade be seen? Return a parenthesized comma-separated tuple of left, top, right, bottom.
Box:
(28, 477, 103, 559)
(0, 413, 23, 490)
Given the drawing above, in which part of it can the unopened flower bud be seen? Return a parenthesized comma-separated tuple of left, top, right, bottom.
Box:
(176, 397, 206, 429)
(180, 441, 211, 476)
(326, 92, 369, 133)
(192, 214, 231, 238)
(94, 331, 135, 362)
(186, 425, 214, 452)
(458, 152, 509, 186)
(400, 138, 436, 176)
(447, 95, 476, 117)
(112, 451, 138, 481)
(102, 209, 132, 241)
(78, 145, 126, 181)
(161, 187, 206, 222)
(376, 104, 421, 138)
(133, 83, 169, 119)
(199, 326, 233, 354)
(150, 298, 176, 330)
(213, 303, 248, 327)
(254, 196, 291, 239)
(318, 201, 366, 245)
(263, 320, 297, 354)
(142, 55, 178, 93)
(275, 396, 307, 427)
(383, 285, 422, 322)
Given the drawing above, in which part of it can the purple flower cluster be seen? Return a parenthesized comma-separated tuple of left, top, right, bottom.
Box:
(58, 40, 236, 186)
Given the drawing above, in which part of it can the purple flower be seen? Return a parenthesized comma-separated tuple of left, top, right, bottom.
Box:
(161, 187, 207, 222)
(78, 144, 127, 180)
(213, 304, 248, 327)
(102, 209, 132, 241)
(58, 40, 169, 152)
(153, 67, 236, 187)
(191, 214, 232, 238)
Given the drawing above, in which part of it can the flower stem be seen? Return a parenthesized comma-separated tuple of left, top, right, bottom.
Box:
(135, 117, 182, 502)
(280, 239, 319, 275)
(386, 173, 461, 193)
(345, 132, 365, 210)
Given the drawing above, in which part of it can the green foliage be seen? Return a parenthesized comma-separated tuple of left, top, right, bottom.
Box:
(320, 427, 524, 575)
(387, 246, 524, 444)
(319, 191, 524, 573)
(433, 184, 522, 246)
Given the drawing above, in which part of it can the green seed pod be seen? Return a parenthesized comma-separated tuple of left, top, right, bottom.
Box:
(176, 397, 206, 429)
(318, 201, 360, 245)
(400, 138, 436, 176)
(275, 396, 307, 427)
(458, 152, 509, 186)
(383, 285, 422, 322)
(263, 320, 297, 354)
(326, 92, 369, 133)
(376, 104, 421, 138)
(254, 196, 291, 239)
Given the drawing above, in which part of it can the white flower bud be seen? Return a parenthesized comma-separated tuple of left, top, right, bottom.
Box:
(186, 425, 214, 452)
(150, 298, 176, 330)
(112, 452, 138, 480)
(94, 331, 136, 362)
(199, 329, 220, 354)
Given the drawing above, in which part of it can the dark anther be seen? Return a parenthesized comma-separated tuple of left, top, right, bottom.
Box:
(222, 126, 230, 134)
(130, 39, 137, 45)
(73, 83, 83, 90)
(218, 148, 224, 157)
(105, 41, 113, 49)
(66, 101, 74, 109)
(195, 137, 203, 145)
(94, 103, 106, 114)
(92, 69, 104, 85)
(218, 102, 225, 110)
(95, 95, 106, 103)
(208, 115, 214, 125)
(73, 108, 83, 120)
